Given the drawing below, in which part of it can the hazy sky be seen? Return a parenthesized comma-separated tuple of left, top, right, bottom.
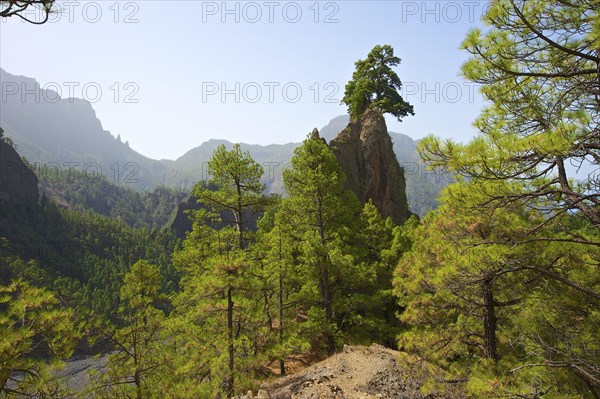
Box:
(1, 0, 488, 160)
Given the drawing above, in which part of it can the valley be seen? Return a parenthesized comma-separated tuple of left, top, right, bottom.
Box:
(1, 2, 599, 398)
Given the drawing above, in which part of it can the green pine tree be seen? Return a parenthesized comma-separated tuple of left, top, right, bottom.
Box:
(0, 278, 78, 397)
(92, 260, 167, 399)
(341, 45, 414, 121)
(280, 132, 362, 355)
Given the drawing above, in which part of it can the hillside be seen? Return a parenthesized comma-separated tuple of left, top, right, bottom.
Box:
(172, 119, 449, 216)
(0, 68, 189, 191)
(37, 169, 187, 229)
(49, 345, 465, 399)
(0, 68, 448, 216)
(168, 139, 298, 195)
(1, 3, 598, 397)
(0, 138, 38, 206)
(244, 345, 463, 399)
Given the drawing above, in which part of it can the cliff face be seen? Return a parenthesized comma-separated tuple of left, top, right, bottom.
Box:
(330, 109, 412, 224)
(0, 68, 182, 192)
(0, 140, 39, 204)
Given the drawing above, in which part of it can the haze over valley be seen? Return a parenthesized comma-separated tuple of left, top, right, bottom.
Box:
(1, 1, 599, 398)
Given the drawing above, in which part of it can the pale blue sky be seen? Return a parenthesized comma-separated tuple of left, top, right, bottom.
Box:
(1, 0, 488, 160)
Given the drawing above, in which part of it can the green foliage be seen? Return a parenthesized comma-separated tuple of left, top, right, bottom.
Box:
(172, 222, 267, 397)
(0, 195, 180, 351)
(252, 202, 312, 375)
(342, 45, 414, 121)
(0, 277, 78, 397)
(120, 260, 164, 310)
(395, 184, 600, 397)
(165, 139, 418, 395)
(421, 0, 600, 226)
(36, 167, 187, 229)
(397, 1, 600, 397)
(347, 202, 417, 347)
(281, 133, 362, 354)
(195, 143, 272, 249)
(177, 249, 263, 395)
(90, 260, 168, 399)
(168, 144, 274, 397)
(268, 133, 415, 355)
(250, 135, 417, 360)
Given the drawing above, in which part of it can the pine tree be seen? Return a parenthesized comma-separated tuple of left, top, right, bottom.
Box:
(174, 227, 263, 397)
(406, 1, 600, 396)
(0, 278, 78, 397)
(93, 260, 166, 399)
(342, 45, 414, 121)
(195, 144, 272, 250)
(421, 0, 600, 230)
(172, 145, 272, 397)
(348, 201, 417, 347)
(397, 184, 600, 397)
(280, 132, 362, 355)
(253, 203, 310, 375)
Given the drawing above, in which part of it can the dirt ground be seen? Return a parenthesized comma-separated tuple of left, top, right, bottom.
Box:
(247, 345, 463, 399)
(56, 345, 463, 398)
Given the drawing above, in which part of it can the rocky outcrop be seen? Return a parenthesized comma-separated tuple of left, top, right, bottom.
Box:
(330, 109, 412, 224)
(237, 345, 462, 399)
(0, 140, 38, 204)
(170, 192, 200, 238)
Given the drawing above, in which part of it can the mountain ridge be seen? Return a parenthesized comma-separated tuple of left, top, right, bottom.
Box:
(0, 67, 448, 216)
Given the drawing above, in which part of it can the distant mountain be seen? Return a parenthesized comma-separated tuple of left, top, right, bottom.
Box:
(168, 139, 298, 195)
(169, 117, 449, 218)
(0, 68, 190, 191)
(0, 68, 449, 216)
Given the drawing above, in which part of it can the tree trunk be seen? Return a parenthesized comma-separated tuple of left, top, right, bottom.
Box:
(279, 359, 286, 376)
(133, 327, 143, 399)
(236, 183, 244, 250)
(227, 286, 235, 397)
(235, 208, 244, 250)
(482, 277, 499, 361)
(317, 195, 336, 355)
(135, 370, 143, 399)
(322, 268, 335, 355)
(279, 271, 286, 375)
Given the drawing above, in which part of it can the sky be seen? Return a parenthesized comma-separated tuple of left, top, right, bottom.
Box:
(0, 0, 489, 160)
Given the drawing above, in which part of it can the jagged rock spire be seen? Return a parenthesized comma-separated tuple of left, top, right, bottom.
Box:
(329, 109, 413, 224)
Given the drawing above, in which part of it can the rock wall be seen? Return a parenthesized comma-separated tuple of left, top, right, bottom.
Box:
(330, 109, 412, 224)
(0, 140, 39, 204)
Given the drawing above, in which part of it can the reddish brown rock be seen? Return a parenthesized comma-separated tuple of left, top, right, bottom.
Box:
(329, 109, 412, 224)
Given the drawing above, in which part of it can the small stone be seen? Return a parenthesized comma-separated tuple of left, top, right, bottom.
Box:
(256, 390, 270, 399)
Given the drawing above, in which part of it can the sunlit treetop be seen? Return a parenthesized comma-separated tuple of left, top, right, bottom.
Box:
(342, 44, 414, 121)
